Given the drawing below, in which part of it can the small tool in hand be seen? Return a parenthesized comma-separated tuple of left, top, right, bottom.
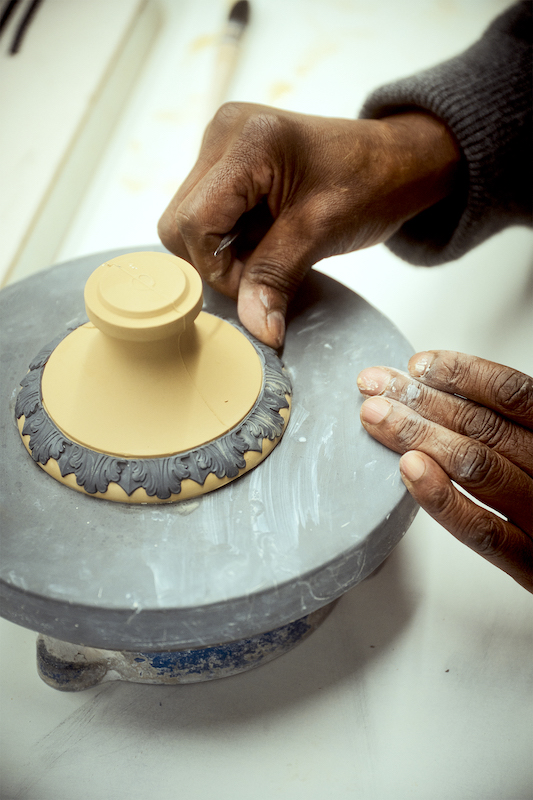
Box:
(214, 228, 240, 257)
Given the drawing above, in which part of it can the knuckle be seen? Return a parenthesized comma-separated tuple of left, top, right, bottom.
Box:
(452, 440, 494, 485)
(158, 211, 191, 262)
(240, 110, 286, 147)
(393, 412, 427, 449)
(231, 114, 292, 181)
(412, 384, 440, 414)
(211, 109, 287, 169)
(246, 258, 306, 298)
(464, 513, 510, 559)
(495, 372, 533, 421)
(174, 207, 198, 239)
(436, 353, 533, 425)
(434, 351, 464, 388)
(458, 404, 511, 449)
(424, 475, 455, 516)
(213, 101, 246, 126)
(208, 103, 253, 144)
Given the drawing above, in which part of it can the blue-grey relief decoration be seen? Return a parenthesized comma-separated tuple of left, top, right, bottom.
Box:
(15, 318, 291, 499)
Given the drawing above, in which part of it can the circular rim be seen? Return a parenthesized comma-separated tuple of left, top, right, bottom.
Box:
(15, 317, 292, 501)
(0, 247, 418, 651)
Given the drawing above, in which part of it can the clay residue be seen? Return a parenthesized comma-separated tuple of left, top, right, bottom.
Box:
(189, 33, 216, 53)
(268, 81, 293, 102)
(152, 110, 183, 124)
(120, 177, 147, 194)
(296, 41, 338, 77)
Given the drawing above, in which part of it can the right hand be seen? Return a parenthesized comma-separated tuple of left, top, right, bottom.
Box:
(158, 102, 460, 347)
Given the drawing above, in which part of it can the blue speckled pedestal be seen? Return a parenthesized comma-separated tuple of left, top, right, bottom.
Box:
(37, 603, 335, 691)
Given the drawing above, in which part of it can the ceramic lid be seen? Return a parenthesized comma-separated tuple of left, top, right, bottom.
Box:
(16, 252, 291, 502)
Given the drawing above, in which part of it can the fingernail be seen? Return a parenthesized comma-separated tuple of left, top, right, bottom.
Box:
(400, 451, 426, 482)
(357, 367, 390, 395)
(409, 352, 435, 378)
(360, 396, 391, 425)
(266, 310, 285, 348)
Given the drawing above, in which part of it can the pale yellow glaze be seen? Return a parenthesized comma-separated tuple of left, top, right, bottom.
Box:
(21, 251, 290, 503)
(41, 253, 263, 457)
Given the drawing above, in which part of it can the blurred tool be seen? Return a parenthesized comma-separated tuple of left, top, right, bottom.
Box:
(210, 0, 250, 114)
(209, 2, 250, 256)
(0, 0, 44, 54)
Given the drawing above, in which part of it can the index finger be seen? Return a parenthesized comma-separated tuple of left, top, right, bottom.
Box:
(158, 165, 248, 278)
(409, 351, 533, 430)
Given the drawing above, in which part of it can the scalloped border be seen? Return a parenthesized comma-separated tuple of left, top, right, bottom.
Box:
(15, 317, 292, 500)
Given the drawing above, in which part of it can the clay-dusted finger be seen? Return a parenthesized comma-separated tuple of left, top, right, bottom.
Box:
(357, 366, 533, 477)
(236, 208, 325, 348)
(408, 351, 533, 430)
(158, 106, 265, 289)
(173, 179, 250, 289)
(360, 396, 533, 534)
(399, 451, 533, 592)
(158, 151, 217, 265)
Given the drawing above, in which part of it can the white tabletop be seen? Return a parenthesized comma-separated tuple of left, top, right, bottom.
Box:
(1, 2, 532, 798)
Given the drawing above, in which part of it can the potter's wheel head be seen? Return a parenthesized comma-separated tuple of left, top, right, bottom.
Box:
(15, 252, 291, 503)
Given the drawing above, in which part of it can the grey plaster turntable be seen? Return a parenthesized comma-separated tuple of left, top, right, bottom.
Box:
(0, 246, 418, 689)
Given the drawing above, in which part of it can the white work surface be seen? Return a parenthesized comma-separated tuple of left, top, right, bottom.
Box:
(1, 1, 532, 798)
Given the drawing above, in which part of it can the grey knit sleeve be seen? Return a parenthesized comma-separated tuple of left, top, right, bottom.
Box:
(359, 0, 532, 266)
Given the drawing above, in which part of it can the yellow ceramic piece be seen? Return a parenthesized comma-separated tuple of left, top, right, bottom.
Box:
(84, 251, 203, 342)
(17, 252, 291, 503)
(43, 252, 263, 457)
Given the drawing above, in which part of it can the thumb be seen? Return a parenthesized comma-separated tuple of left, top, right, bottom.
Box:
(236, 217, 315, 348)
(238, 280, 287, 350)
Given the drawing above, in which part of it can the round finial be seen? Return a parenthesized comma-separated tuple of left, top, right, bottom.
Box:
(84, 251, 203, 341)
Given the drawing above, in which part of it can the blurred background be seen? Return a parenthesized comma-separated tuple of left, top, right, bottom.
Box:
(1, 2, 532, 799)
(2, 0, 531, 370)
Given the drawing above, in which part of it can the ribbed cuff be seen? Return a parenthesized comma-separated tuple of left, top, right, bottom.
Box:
(359, 1, 532, 266)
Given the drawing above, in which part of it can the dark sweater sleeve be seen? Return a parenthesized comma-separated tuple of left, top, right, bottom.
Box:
(359, 0, 532, 266)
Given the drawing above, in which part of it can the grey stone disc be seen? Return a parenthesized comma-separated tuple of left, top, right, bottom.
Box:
(0, 247, 417, 651)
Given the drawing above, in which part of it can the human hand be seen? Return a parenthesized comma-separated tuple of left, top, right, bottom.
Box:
(357, 351, 533, 591)
(158, 103, 460, 347)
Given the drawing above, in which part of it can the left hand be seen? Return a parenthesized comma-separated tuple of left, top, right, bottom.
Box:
(357, 350, 533, 592)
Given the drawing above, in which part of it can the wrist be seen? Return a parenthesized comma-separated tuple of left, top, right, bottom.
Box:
(379, 111, 462, 223)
